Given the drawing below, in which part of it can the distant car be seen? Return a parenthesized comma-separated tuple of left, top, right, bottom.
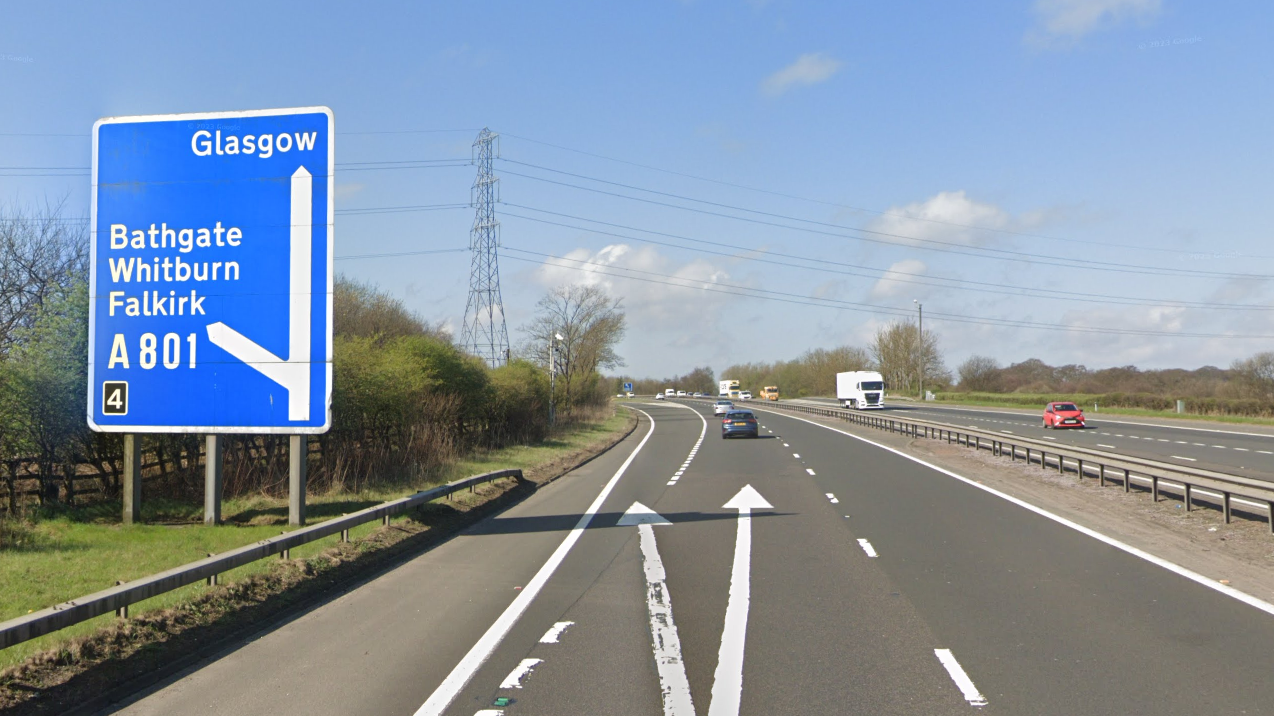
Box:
(655, 393, 666, 400)
(721, 410, 759, 439)
(626, 392, 635, 398)
(1043, 402, 1085, 429)
(739, 391, 753, 400)
(693, 392, 703, 397)
(713, 399, 734, 415)
(677, 390, 687, 397)
(616, 393, 624, 398)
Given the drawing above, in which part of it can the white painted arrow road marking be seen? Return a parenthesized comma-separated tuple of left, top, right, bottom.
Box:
(619, 502, 694, 716)
(206, 165, 312, 421)
(709, 485, 773, 716)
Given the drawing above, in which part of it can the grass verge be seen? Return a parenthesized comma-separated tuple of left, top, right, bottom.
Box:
(929, 396, 1274, 427)
(0, 408, 637, 713)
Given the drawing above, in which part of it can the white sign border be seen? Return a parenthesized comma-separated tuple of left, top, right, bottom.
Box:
(86, 106, 335, 435)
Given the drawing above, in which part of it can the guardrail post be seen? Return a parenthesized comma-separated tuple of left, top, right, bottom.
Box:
(115, 581, 128, 618)
(204, 435, 223, 526)
(382, 513, 391, 527)
(1268, 502, 1274, 535)
(206, 554, 218, 585)
(1077, 459, 1084, 481)
(289, 435, 307, 527)
(1123, 468, 1130, 493)
(1040, 451, 1046, 470)
(1098, 464, 1105, 487)
(1183, 483, 1192, 511)
(1224, 492, 1232, 523)
(122, 434, 142, 525)
(1010, 445, 1016, 461)
(1058, 454, 1064, 474)
(1152, 476, 1159, 502)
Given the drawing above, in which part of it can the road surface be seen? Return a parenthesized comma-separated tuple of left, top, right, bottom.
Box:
(104, 401, 1274, 715)
(788, 397, 1274, 478)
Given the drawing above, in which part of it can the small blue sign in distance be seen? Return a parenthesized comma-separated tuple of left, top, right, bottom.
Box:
(623, 382, 634, 392)
(88, 107, 334, 434)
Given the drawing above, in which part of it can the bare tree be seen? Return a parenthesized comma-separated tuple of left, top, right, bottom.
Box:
(1232, 352, 1274, 400)
(871, 321, 947, 395)
(521, 284, 626, 411)
(957, 355, 1001, 392)
(0, 201, 89, 358)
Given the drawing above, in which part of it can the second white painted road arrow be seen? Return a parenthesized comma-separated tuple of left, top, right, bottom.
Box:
(709, 485, 773, 716)
(618, 502, 695, 716)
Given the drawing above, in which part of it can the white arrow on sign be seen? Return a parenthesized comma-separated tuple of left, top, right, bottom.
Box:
(619, 502, 695, 716)
(206, 165, 312, 421)
(708, 485, 773, 716)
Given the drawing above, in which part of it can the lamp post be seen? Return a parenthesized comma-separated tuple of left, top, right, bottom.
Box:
(914, 299, 923, 400)
(549, 332, 564, 427)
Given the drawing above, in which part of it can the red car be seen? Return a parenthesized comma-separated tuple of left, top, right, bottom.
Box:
(1043, 402, 1086, 429)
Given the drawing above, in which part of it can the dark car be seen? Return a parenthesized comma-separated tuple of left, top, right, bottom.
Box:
(1043, 401, 1086, 429)
(722, 410, 759, 439)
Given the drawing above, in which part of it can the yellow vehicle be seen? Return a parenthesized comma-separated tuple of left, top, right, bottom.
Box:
(760, 386, 780, 401)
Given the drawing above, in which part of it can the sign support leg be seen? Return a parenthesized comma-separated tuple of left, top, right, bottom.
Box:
(205, 435, 223, 525)
(122, 434, 141, 525)
(289, 435, 307, 526)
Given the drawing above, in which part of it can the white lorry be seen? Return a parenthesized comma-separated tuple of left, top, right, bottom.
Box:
(718, 379, 739, 397)
(836, 371, 885, 409)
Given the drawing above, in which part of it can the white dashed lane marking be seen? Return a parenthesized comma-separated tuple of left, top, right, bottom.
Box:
(857, 538, 878, 558)
(539, 621, 574, 643)
(935, 649, 988, 707)
(793, 453, 801, 459)
(807, 468, 816, 475)
(499, 658, 542, 689)
(826, 493, 838, 504)
(1172, 456, 1197, 462)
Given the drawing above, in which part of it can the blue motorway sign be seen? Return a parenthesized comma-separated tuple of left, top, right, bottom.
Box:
(623, 382, 634, 392)
(88, 107, 334, 433)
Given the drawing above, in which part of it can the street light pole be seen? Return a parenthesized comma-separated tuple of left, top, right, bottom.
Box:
(914, 299, 924, 400)
(549, 332, 564, 428)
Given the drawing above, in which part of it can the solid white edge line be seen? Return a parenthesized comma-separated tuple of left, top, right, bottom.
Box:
(413, 407, 658, 716)
(538, 621, 574, 644)
(857, 538, 878, 558)
(751, 406, 1274, 619)
(934, 648, 988, 707)
(498, 658, 543, 689)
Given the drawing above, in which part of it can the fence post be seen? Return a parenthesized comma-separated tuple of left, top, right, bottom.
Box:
(205, 435, 223, 526)
(289, 435, 307, 527)
(122, 434, 142, 525)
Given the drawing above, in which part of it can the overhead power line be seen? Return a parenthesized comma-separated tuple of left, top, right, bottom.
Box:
(500, 205, 1273, 312)
(497, 165, 1273, 281)
(336, 248, 468, 261)
(500, 132, 1263, 260)
(502, 248, 1274, 340)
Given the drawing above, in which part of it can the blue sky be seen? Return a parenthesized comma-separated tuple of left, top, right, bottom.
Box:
(3, 1, 1272, 379)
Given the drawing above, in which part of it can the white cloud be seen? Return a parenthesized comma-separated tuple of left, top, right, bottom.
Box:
(869, 259, 928, 300)
(867, 190, 1016, 247)
(761, 53, 843, 97)
(1030, 0, 1162, 43)
(529, 244, 739, 332)
(335, 182, 365, 200)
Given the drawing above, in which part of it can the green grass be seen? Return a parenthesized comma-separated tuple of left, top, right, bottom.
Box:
(0, 410, 631, 669)
(931, 394, 1274, 427)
